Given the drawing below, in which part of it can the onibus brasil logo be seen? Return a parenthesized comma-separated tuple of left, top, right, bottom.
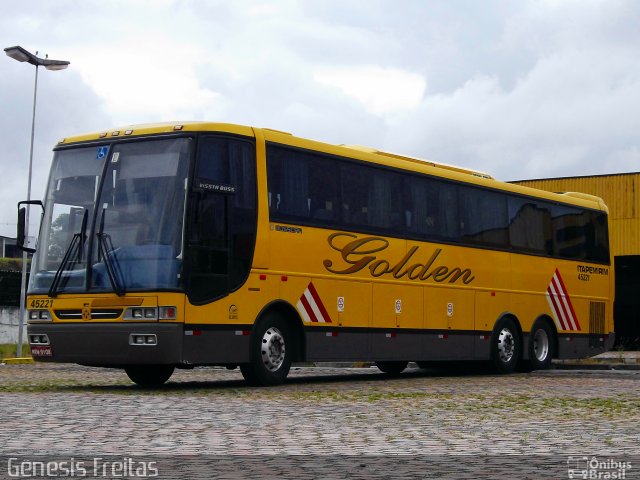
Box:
(567, 456, 632, 479)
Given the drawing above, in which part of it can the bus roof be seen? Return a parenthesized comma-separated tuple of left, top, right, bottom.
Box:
(339, 145, 493, 180)
(57, 121, 608, 213)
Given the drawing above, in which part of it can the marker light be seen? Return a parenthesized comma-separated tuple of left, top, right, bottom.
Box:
(159, 306, 177, 320)
(29, 334, 49, 345)
(130, 334, 158, 346)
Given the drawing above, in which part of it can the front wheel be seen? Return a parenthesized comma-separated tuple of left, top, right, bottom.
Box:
(240, 314, 292, 386)
(125, 365, 175, 387)
(490, 318, 521, 373)
(375, 361, 408, 375)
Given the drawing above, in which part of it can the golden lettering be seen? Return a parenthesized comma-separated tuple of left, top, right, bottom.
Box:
(323, 234, 476, 285)
(370, 259, 390, 277)
(323, 233, 389, 275)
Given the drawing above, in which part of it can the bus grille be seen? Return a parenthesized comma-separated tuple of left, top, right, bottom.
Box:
(54, 309, 123, 320)
(589, 301, 606, 347)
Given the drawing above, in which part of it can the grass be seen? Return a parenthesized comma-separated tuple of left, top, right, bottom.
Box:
(0, 343, 30, 360)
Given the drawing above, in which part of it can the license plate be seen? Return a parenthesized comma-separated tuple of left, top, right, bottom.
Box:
(31, 345, 52, 357)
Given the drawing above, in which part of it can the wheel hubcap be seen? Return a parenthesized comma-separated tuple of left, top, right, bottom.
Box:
(497, 328, 515, 363)
(533, 328, 549, 362)
(261, 327, 285, 372)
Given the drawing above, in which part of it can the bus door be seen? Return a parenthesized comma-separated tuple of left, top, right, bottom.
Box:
(185, 136, 257, 306)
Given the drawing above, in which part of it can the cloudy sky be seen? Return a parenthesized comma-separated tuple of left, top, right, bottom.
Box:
(1, 0, 639, 238)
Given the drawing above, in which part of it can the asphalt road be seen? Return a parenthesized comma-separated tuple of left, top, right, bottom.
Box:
(1, 364, 639, 479)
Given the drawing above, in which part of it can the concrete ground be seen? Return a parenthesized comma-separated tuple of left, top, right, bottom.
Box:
(553, 350, 640, 369)
(0, 363, 638, 479)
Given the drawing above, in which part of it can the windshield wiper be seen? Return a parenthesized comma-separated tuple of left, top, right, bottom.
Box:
(48, 209, 88, 298)
(96, 209, 125, 296)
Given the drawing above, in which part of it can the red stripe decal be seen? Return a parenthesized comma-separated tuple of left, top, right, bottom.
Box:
(547, 269, 580, 331)
(307, 282, 332, 323)
(299, 292, 317, 322)
(550, 276, 571, 330)
(554, 269, 581, 331)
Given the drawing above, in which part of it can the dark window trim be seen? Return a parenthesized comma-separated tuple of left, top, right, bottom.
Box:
(53, 132, 189, 152)
(266, 142, 611, 266)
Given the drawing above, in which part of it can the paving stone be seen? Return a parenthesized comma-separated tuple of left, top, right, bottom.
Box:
(0, 364, 639, 478)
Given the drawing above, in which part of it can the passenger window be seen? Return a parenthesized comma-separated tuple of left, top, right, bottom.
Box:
(341, 163, 370, 227)
(266, 145, 338, 224)
(508, 197, 553, 254)
(405, 176, 460, 242)
(459, 186, 509, 248)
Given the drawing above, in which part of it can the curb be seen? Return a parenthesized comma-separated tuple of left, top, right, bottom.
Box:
(552, 362, 640, 371)
(2, 357, 35, 365)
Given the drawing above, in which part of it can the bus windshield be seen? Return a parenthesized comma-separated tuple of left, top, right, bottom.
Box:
(30, 137, 191, 295)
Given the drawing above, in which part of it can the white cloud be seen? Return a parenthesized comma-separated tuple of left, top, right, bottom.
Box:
(1, 0, 639, 237)
(67, 37, 220, 123)
(314, 66, 426, 115)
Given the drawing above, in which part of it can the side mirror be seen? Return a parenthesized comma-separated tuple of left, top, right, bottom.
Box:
(17, 200, 44, 254)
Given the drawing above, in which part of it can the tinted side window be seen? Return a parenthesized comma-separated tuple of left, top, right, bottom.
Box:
(550, 204, 589, 260)
(549, 204, 609, 263)
(267, 145, 339, 225)
(404, 176, 460, 242)
(459, 186, 509, 248)
(265, 143, 609, 263)
(508, 197, 553, 254)
(341, 164, 404, 232)
(586, 212, 609, 263)
(506, 198, 609, 263)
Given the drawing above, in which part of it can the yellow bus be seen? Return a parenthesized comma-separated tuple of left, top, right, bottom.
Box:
(19, 122, 614, 386)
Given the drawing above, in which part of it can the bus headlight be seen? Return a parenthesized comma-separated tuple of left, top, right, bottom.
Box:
(124, 307, 158, 321)
(28, 310, 51, 321)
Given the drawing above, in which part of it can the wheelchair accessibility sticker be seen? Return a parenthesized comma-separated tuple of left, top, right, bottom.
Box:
(97, 146, 109, 160)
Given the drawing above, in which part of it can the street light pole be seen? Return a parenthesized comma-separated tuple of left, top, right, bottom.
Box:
(4, 46, 69, 358)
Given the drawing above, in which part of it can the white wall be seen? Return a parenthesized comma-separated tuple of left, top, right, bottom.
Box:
(0, 307, 20, 343)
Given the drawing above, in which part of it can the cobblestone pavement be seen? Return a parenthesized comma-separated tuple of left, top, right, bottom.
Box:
(1, 364, 639, 478)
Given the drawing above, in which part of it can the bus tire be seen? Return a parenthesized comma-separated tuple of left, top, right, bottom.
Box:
(240, 314, 292, 386)
(527, 320, 555, 370)
(125, 365, 174, 387)
(375, 361, 408, 375)
(490, 317, 521, 374)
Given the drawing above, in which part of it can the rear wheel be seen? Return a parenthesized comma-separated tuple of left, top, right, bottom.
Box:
(375, 361, 408, 375)
(527, 321, 555, 370)
(125, 365, 174, 387)
(490, 318, 521, 373)
(240, 314, 292, 386)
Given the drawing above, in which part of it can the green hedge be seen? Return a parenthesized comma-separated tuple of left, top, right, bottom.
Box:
(0, 258, 25, 272)
(0, 270, 28, 307)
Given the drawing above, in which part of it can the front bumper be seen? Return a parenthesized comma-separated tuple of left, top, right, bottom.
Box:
(27, 322, 183, 366)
